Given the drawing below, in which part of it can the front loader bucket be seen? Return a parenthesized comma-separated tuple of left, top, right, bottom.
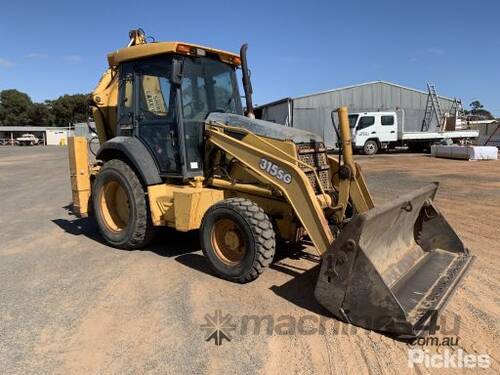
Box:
(315, 183, 473, 338)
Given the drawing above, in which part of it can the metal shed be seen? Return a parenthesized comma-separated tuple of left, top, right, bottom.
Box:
(255, 81, 456, 148)
(0, 126, 70, 145)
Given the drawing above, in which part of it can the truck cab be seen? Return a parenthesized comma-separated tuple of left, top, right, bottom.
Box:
(349, 111, 398, 155)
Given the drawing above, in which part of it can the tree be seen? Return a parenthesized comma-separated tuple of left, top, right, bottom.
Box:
(0, 89, 91, 127)
(29, 102, 54, 126)
(48, 94, 89, 126)
(468, 100, 493, 120)
(470, 100, 484, 111)
(0, 89, 33, 126)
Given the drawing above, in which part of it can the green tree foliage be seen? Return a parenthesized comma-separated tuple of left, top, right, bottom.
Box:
(0, 89, 89, 126)
(29, 102, 54, 126)
(470, 100, 484, 110)
(47, 94, 89, 126)
(468, 100, 493, 120)
(0, 89, 33, 126)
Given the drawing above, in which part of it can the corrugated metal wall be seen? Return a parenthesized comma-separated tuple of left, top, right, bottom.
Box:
(258, 81, 455, 148)
(258, 100, 291, 126)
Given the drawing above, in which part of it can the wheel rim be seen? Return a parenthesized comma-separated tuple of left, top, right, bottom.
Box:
(211, 218, 247, 266)
(366, 143, 376, 154)
(99, 180, 130, 232)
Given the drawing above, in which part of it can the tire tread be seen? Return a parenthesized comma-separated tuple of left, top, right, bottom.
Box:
(201, 197, 276, 283)
(94, 159, 155, 249)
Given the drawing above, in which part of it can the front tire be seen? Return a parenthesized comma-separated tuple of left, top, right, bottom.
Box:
(93, 159, 155, 249)
(200, 198, 276, 283)
(363, 140, 379, 155)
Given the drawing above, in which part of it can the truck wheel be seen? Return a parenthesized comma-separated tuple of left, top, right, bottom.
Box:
(363, 140, 378, 155)
(200, 198, 276, 283)
(93, 159, 155, 249)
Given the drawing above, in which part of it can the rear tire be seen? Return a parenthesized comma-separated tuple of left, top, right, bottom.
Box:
(93, 159, 155, 249)
(200, 198, 276, 283)
(363, 140, 378, 155)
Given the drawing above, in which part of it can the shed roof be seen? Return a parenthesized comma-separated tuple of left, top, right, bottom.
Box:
(291, 80, 454, 102)
(0, 126, 70, 132)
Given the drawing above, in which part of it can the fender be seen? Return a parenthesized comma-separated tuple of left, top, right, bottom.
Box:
(96, 136, 162, 186)
(366, 137, 381, 146)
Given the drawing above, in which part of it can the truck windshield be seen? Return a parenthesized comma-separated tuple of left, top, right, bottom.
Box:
(181, 57, 243, 120)
(348, 114, 359, 128)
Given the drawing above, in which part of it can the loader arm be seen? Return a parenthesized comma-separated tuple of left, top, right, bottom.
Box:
(206, 124, 334, 255)
(329, 107, 375, 222)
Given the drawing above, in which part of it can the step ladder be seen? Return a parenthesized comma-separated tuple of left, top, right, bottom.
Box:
(421, 83, 445, 131)
(450, 98, 465, 119)
(448, 98, 467, 130)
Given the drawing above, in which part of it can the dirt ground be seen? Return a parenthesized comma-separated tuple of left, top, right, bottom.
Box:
(0, 146, 498, 374)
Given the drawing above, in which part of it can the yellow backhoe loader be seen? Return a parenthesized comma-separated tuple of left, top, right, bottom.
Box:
(68, 29, 473, 337)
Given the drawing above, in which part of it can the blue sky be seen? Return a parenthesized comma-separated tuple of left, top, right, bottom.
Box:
(1, 0, 498, 115)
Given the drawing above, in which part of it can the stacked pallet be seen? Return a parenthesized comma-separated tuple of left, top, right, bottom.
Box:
(431, 145, 498, 160)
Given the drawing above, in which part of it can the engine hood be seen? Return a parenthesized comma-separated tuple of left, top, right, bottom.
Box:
(206, 112, 323, 144)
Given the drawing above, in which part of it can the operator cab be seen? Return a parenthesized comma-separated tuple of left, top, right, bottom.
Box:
(117, 50, 243, 179)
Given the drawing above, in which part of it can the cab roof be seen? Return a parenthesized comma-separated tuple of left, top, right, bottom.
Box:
(107, 41, 241, 67)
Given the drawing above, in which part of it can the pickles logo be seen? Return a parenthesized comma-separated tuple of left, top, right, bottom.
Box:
(408, 349, 490, 369)
(259, 158, 292, 184)
(200, 310, 236, 346)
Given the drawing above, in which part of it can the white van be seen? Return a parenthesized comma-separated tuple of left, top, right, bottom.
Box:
(349, 111, 479, 155)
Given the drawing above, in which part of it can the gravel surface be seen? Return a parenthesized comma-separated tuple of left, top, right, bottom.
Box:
(0, 146, 498, 374)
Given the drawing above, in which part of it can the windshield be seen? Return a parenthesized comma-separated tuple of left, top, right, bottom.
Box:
(181, 56, 243, 120)
(348, 114, 359, 128)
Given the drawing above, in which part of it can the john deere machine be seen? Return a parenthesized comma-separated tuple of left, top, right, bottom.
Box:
(68, 29, 473, 337)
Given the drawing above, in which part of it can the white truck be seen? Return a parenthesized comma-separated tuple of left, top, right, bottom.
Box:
(349, 111, 479, 155)
(15, 134, 40, 146)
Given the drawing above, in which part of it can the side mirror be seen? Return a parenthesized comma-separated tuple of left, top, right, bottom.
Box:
(171, 59, 183, 85)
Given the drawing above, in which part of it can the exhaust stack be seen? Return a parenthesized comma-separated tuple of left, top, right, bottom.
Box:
(240, 44, 254, 118)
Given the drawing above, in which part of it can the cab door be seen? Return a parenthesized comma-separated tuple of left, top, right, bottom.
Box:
(378, 114, 398, 142)
(133, 58, 182, 176)
(354, 115, 376, 146)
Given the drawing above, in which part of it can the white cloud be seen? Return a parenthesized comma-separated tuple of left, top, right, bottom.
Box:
(26, 52, 48, 59)
(64, 54, 82, 62)
(427, 47, 445, 55)
(0, 58, 14, 68)
(409, 46, 445, 62)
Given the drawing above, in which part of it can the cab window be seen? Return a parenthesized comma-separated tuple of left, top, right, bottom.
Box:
(381, 115, 394, 126)
(357, 116, 375, 130)
(348, 114, 359, 128)
(138, 75, 175, 121)
(117, 65, 135, 131)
